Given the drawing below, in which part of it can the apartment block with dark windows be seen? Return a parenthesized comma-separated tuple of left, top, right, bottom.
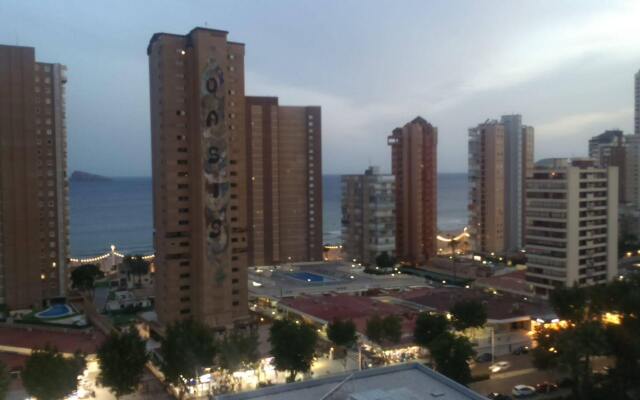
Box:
(341, 166, 395, 265)
(0, 45, 69, 310)
(245, 96, 322, 266)
(148, 28, 249, 329)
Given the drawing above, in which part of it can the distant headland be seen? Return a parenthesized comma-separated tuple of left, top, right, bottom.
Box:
(70, 170, 112, 182)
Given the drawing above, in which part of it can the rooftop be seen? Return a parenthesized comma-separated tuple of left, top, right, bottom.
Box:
(397, 287, 551, 322)
(0, 325, 106, 354)
(216, 363, 486, 400)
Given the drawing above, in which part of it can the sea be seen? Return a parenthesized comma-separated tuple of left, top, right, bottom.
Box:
(69, 174, 468, 258)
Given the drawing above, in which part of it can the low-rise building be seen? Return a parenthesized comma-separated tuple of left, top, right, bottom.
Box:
(216, 362, 487, 400)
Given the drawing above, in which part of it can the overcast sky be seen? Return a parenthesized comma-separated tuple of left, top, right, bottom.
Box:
(2, 0, 639, 176)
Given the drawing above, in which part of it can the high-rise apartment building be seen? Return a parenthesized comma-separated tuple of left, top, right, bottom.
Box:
(588, 130, 626, 203)
(501, 115, 535, 253)
(635, 70, 639, 135)
(388, 117, 437, 265)
(625, 135, 640, 209)
(0, 45, 69, 310)
(148, 28, 249, 328)
(244, 96, 322, 266)
(468, 121, 505, 254)
(341, 166, 395, 265)
(525, 158, 618, 298)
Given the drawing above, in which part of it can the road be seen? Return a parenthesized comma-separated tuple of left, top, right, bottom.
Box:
(469, 353, 612, 398)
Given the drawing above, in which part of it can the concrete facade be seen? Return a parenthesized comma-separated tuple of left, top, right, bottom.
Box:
(525, 158, 618, 298)
(501, 115, 534, 253)
(589, 130, 626, 203)
(635, 70, 639, 135)
(148, 28, 249, 328)
(0, 45, 69, 310)
(388, 117, 437, 265)
(341, 166, 395, 265)
(468, 121, 505, 254)
(245, 97, 322, 266)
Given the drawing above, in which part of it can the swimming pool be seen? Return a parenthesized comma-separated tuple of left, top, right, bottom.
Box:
(35, 304, 75, 319)
(288, 272, 327, 282)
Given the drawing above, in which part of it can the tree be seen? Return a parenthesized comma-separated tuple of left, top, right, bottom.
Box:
(0, 360, 9, 400)
(375, 252, 395, 270)
(22, 346, 85, 400)
(269, 319, 318, 382)
(619, 233, 640, 256)
(327, 319, 358, 349)
(122, 255, 150, 286)
(414, 312, 449, 348)
(217, 331, 260, 372)
(97, 330, 148, 398)
(159, 319, 216, 385)
(450, 299, 487, 331)
(428, 332, 475, 384)
(70, 263, 104, 293)
(549, 285, 588, 322)
(366, 315, 402, 345)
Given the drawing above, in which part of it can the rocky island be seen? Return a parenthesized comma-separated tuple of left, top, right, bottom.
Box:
(70, 170, 111, 182)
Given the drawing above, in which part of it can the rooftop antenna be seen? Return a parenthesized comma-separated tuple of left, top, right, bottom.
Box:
(204, 21, 209, 28)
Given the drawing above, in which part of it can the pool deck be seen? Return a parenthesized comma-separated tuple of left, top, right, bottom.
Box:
(249, 262, 430, 298)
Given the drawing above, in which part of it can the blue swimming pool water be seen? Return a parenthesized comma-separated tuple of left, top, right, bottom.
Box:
(36, 304, 74, 319)
(288, 272, 326, 282)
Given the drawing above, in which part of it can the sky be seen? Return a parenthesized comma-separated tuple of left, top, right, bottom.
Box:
(1, 0, 639, 176)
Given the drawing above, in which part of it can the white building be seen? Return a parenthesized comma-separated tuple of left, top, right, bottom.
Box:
(341, 166, 396, 265)
(525, 158, 618, 298)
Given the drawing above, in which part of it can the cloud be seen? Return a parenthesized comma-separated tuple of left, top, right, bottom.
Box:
(536, 108, 632, 137)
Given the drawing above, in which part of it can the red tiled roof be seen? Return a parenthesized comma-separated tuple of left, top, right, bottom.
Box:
(0, 326, 106, 354)
(398, 287, 550, 321)
(280, 294, 418, 343)
(0, 352, 27, 370)
(474, 270, 533, 295)
(280, 294, 414, 322)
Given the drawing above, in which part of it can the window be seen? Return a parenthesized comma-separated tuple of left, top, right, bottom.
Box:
(179, 285, 190, 290)
(179, 273, 190, 279)
(180, 308, 190, 315)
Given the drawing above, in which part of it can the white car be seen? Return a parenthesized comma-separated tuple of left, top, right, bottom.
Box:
(489, 361, 511, 373)
(512, 385, 536, 397)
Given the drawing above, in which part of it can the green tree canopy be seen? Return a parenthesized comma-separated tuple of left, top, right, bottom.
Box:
(70, 263, 104, 292)
(450, 299, 487, 331)
(427, 332, 475, 385)
(217, 330, 260, 372)
(549, 285, 589, 322)
(413, 312, 449, 348)
(122, 255, 150, 284)
(269, 319, 318, 382)
(97, 330, 148, 398)
(366, 315, 402, 345)
(159, 319, 216, 385)
(0, 360, 9, 400)
(22, 346, 85, 400)
(375, 252, 395, 269)
(327, 319, 358, 349)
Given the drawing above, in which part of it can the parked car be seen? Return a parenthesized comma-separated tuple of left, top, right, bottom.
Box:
(535, 382, 559, 393)
(487, 393, 512, 400)
(489, 361, 511, 373)
(475, 352, 493, 363)
(512, 385, 536, 398)
(512, 345, 529, 355)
